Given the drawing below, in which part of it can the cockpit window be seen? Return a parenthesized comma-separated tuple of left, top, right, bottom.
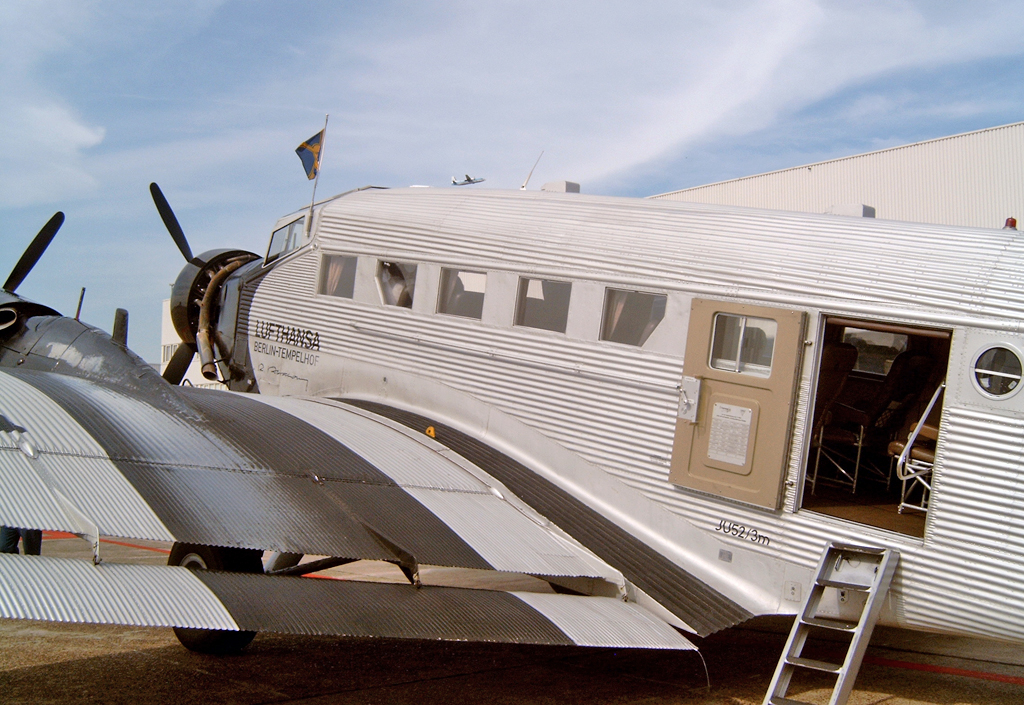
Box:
(265, 216, 305, 265)
(319, 255, 358, 298)
(378, 261, 417, 308)
(438, 268, 486, 319)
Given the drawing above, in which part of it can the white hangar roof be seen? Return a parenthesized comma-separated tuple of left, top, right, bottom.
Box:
(651, 121, 1024, 230)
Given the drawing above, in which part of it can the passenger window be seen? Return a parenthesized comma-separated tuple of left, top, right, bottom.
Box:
(842, 327, 908, 374)
(319, 255, 358, 298)
(438, 269, 486, 319)
(378, 261, 417, 308)
(709, 314, 777, 377)
(514, 278, 571, 333)
(974, 346, 1023, 397)
(601, 289, 666, 346)
(265, 217, 305, 265)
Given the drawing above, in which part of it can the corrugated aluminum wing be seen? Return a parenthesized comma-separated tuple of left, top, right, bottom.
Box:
(0, 371, 175, 541)
(0, 554, 237, 629)
(0, 555, 695, 651)
(510, 591, 693, 649)
(0, 368, 612, 580)
(0, 449, 75, 534)
(347, 401, 753, 637)
(253, 395, 617, 579)
(261, 396, 489, 492)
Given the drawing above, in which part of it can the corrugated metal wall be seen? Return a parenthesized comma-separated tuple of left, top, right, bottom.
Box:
(652, 122, 1024, 230)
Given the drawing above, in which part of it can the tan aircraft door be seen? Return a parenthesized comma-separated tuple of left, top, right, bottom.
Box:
(670, 299, 806, 510)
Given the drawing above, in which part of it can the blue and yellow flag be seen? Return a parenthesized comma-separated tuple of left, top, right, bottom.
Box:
(296, 130, 324, 180)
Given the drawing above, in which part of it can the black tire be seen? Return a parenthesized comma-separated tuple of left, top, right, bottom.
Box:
(168, 543, 263, 654)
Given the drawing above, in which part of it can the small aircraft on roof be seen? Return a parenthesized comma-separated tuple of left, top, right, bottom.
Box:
(452, 174, 484, 185)
(1, 179, 1023, 703)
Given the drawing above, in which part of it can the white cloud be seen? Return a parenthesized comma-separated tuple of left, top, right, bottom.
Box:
(0, 100, 106, 206)
(0, 3, 107, 206)
(0, 1, 232, 208)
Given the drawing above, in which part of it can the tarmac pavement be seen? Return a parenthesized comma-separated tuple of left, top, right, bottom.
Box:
(0, 533, 1020, 704)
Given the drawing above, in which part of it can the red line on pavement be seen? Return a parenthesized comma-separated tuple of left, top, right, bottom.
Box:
(100, 538, 170, 554)
(864, 655, 1024, 686)
(42, 531, 170, 554)
(42, 531, 77, 540)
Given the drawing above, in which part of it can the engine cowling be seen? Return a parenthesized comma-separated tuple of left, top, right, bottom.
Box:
(170, 248, 261, 383)
(170, 249, 259, 346)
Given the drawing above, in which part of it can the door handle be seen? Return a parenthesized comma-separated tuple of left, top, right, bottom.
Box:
(677, 376, 701, 423)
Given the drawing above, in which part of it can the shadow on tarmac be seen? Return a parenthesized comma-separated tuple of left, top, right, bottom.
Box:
(1, 619, 1022, 704)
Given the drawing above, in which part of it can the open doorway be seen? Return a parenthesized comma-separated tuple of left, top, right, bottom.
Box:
(802, 316, 950, 538)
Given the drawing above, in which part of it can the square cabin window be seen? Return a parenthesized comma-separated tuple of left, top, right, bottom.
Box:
(515, 277, 571, 333)
(710, 314, 777, 377)
(438, 268, 486, 319)
(601, 289, 667, 346)
(319, 255, 358, 298)
(378, 261, 417, 308)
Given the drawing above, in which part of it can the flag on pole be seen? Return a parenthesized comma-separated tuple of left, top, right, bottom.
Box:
(295, 130, 324, 180)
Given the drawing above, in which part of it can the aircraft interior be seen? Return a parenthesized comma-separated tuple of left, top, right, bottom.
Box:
(802, 317, 951, 538)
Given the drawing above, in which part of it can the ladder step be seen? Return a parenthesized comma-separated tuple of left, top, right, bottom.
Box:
(818, 578, 872, 591)
(801, 616, 859, 632)
(830, 542, 886, 556)
(767, 697, 809, 705)
(787, 656, 843, 674)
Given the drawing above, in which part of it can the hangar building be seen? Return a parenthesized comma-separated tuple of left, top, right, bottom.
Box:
(651, 121, 1023, 230)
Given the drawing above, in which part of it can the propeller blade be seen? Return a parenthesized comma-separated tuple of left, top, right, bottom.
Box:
(4, 212, 64, 292)
(150, 183, 193, 262)
(162, 343, 195, 385)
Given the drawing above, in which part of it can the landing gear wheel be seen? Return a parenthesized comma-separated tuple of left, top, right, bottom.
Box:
(168, 543, 263, 654)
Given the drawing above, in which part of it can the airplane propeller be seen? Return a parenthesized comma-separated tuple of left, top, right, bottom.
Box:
(150, 181, 258, 387)
(150, 182, 194, 263)
(150, 182, 198, 384)
(162, 342, 196, 385)
(4, 212, 65, 293)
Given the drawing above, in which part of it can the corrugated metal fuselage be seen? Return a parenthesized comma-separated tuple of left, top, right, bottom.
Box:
(245, 187, 1024, 643)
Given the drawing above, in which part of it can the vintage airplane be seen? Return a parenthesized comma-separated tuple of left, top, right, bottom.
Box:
(1, 180, 1022, 702)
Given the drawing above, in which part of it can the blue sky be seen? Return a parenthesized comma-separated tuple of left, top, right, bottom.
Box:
(2, 1, 1022, 362)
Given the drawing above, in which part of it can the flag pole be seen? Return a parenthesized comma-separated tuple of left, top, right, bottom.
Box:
(305, 113, 329, 239)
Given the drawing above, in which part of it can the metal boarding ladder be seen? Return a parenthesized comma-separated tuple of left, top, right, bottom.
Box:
(763, 542, 899, 705)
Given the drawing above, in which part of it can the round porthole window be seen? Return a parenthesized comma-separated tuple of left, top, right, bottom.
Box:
(973, 346, 1023, 398)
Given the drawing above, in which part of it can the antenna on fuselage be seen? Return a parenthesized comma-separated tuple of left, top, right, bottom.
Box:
(520, 150, 544, 190)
